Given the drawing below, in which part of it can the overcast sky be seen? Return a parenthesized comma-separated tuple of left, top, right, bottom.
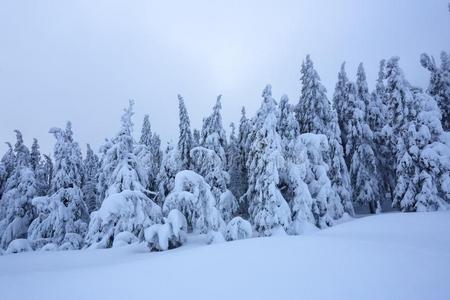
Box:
(0, 0, 449, 155)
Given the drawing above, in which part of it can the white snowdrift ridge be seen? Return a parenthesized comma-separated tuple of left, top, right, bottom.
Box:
(1, 211, 449, 300)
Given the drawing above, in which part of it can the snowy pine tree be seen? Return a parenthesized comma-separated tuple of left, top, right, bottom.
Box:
(85, 101, 162, 248)
(30, 138, 41, 172)
(393, 89, 450, 211)
(178, 95, 193, 170)
(163, 170, 224, 236)
(0, 131, 36, 249)
(244, 85, 291, 236)
(420, 52, 450, 131)
(296, 55, 352, 217)
(333, 62, 351, 153)
(236, 107, 252, 216)
(345, 81, 381, 213)
(0, 143, 15, 198)
(201, 95, 228, 164)
(136, 115, 160, 192)
(28, 123, 89, 250)
(156, 142, 181, 204)
(82, 144, 100, 213)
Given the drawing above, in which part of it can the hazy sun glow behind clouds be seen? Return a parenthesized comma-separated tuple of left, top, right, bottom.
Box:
(0, 0, 448, 154)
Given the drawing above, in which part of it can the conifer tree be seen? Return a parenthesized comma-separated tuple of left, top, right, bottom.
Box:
(156, 142, 180, 204)
(226, 123, 243, 198)
(0, 131, 36, 249)
(85, 101, 162, 248)
(178, 95, 193, 170)
(236, 107, 252, 216)
(0, 143, 15, 198)
(82, 144, 100, 213)
(346, 82, 381, 213)
(201, 95, 228, 164)
(245, 85, 291, 236)
(392, 79, 450, 211)
(420, 52, 450, 131)
(296, 55, 352, 217)
(332, 62, 351, 152)
(30, 138, 41, 172)
(28, 123, 89, 250)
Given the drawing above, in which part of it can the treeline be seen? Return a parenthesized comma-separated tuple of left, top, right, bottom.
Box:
(0, 53, 449, 254)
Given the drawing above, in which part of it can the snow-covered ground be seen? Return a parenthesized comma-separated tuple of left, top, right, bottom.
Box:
(1, 211, 449, 300)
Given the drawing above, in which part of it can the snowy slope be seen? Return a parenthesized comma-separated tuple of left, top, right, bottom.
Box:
(1, 212, 449, 300)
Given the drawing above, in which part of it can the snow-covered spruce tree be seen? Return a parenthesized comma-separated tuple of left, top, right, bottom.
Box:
(299, 133, 336, 228)
(420, 52, 450, 131)
(163, 170, 224, 237)
(227, 123, 243, 198)
(236, 107, 252, 216)
(192, 129, 201, 147)
(36, 154, 53, 196)
(178, 95, 193, 170)
(156, 142, 181, 204)
(332, 62, 351, 153)
(85, 101, 162, 248)
(382, 56, 416, 205)
(276, 96, 315, 232)
(135, 115, 156, 192)
(82, 144, 100, 213)
(244, 85, 291, 236)
(367, 61, 388, 134)
(139, 114, 153, 147)
(200, 95, 228, 164)
(296, 55, 352, 217)
(190, 146, 237, 223)
(136, 115, 162, 192)
(376, 60, 397, 201)
(0, 143, 15, 198)
(345, 81, 381, 213)
(27, 123, 89, 250)
(150, 132, 162, 187)
(0, 131, 37, 249)
(356, 63, 371, 115)
(393, 89, 450, 212)
(30, 138, 41, 172)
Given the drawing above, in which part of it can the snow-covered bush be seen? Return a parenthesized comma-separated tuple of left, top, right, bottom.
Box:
(207, 230, 225, 244)
(163, 170, 224, 234)
(28, 187, 89, 250)
(41, 243, 58, 251)
(225, 217, 252, 241)
(85, 190, 162, 248)
(59, 233, 84, 251)
(144, 209, 187, 251)
(112, 231, 138, 248)
(6, 238, 32, 254)
(218, 190, 238, 223)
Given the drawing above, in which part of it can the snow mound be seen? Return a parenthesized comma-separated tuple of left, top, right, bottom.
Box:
(113, 231, 138, 248)
(144, 209, 187, 251)
(225, 217, 252, 241)
(6, 239, 32, 254)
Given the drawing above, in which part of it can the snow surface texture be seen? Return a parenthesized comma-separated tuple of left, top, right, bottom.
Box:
(1, 211, 449, 300)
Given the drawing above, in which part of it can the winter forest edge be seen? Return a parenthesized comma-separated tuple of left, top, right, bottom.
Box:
(0, 51, 449, 253)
